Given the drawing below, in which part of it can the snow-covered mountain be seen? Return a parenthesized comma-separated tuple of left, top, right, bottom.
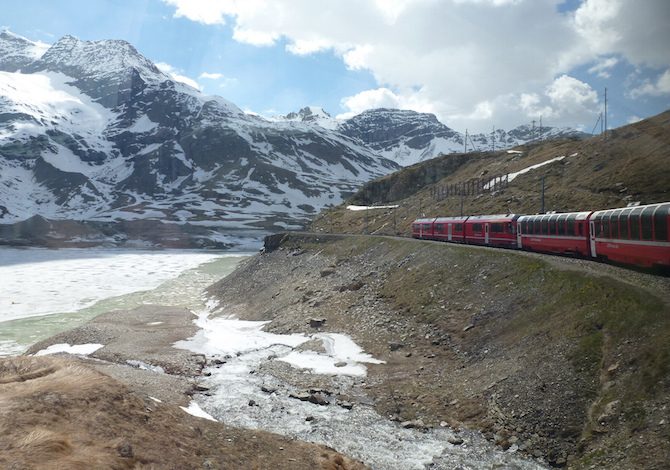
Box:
(338, 109, 464, 166)
(280, 106, 339, 130)
(281, 107, 588, 167)
(0, 32, 399, 234)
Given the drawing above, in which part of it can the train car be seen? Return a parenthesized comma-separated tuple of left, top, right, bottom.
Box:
(517, 211, 592, 257)
(430, 216, 469, 243)
(411, 218, 436, 239)
(463, 214, 519, 248)
(589, 202, 670, 269)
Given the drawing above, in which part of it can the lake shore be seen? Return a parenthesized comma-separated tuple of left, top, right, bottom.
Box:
(3, 304, 367, 469)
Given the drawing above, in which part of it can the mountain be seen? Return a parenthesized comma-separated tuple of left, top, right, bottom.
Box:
(0, 32, 399, 240)
(338, 108, 465, 166)
(337, 108, 589, 166)
(280, 107, 589, 167)
(280, 106, 338, 130)
(0, 31, 49, 72)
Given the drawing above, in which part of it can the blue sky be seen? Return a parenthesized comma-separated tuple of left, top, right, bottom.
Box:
(3, 0, 669, 132)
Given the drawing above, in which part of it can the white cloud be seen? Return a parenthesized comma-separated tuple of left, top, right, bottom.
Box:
(587, 57, 619, 79)
(571, 0, 670, 67)
(163, 0, 669, 131)
(199, 72, 223, 80)
(629, 69, 670, 98)
(156, 62, 202, 90)
(337, 87, 436, 119)
(627, 115, 642, 124)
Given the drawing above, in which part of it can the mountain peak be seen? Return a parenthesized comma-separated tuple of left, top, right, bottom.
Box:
(0, 30, 50, 72)
(282, 106, 338, 129)
(34, 35, 163, 84)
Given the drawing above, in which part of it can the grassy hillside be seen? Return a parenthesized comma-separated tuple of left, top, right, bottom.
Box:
(312, 110, 670, 235)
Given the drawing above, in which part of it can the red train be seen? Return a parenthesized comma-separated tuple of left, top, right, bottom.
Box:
(412, 202, 670, 270)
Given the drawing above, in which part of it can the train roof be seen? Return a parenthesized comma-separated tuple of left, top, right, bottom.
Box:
(518, 211, 592, 221)
(591, 201, 670, 216)
(464, 214, 519, 222)
(434, 216, 469, 222)
(413, 218, 436, 223)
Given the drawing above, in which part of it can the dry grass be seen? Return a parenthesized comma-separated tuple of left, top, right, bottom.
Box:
(0, 356, 368, 469)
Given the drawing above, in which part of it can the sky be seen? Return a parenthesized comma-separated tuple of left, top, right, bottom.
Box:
(2, 0, 669, 132)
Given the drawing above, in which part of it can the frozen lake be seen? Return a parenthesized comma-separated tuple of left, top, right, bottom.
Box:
(0, 247, 248, 355)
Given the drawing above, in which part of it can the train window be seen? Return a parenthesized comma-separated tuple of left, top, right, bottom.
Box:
(455, 223, 463, 232)
(654, 205, 668, 241)
(422, 224, 431, 231)
(641, 207, 654, 240)
(549, 215, 558, 235)
(473, 223, 483, 232)
(629, 209, 642, 240)
(508, 222, 515, 234)
(601, 213, 610, 238)
(578, 222, 584, 236)
(491, 223, 504, 233)
(557, 216, 565, 235)
(619, 211, 630, 239)
(436, 223, 444, 232)
(540, 218, 548, 235)
(610, 210, 621, 239)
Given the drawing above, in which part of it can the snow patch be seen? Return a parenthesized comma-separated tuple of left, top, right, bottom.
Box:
(35, 343, 103, 356)
(180, 401, 218, 422)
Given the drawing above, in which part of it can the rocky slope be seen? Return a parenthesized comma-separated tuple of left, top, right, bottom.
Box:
(0, 32, 398, 238)
(207, 232, 670, 469)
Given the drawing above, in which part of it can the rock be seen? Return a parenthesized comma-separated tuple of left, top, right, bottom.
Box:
(607, 362, 619, 374)
(338, 400, 354, 410)
(448, 436, 464, 445)
(334, 361, 347, 367)
(463, 323, 475, 332)
(261, 385, 277, 394)
(305, 416, 315, 422)
(212, 358, 226, 365)
(193, 384, 209, 392)
(401, 419, 425, 429)
(248, 399, 257, 407)
(309, 318, 326, 328)
(405, 352, 412, 357)
(289, 392, 311, 402)
(117, 442, 134, 458)
(389, 342, 404, 351)
(308, 393, 330, 406)
(320, 269, 335, 277)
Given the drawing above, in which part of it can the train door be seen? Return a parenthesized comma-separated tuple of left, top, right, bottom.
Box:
(485, 223, 490, 244)
(448, 224, 453, 242)
(589, 220, 597, 257)
(517, 221, 523, 248)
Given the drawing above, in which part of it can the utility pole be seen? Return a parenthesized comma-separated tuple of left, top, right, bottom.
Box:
(604, 87, 608, 139)
(539, 116, 543, 139)
(491, 126, 495, 152)
(600, 112, 603, 134)
(464, 129, 468, 153)
(531, 119, 536, 141)
(540, 176, 545, 214)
